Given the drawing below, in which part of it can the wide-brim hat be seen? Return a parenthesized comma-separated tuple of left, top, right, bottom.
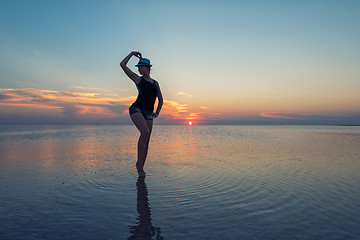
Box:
(135, 58, 152, 67)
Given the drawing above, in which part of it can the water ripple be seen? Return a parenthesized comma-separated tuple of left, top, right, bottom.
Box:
(1, 125, 360, 239)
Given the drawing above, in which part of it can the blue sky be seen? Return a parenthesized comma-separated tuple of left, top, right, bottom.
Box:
(1, 0, 360, 124)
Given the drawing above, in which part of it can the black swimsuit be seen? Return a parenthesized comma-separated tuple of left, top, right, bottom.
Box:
(129, 77, 158, 120)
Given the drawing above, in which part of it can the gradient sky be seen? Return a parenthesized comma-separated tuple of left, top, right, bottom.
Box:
(1, 0, 360, 125)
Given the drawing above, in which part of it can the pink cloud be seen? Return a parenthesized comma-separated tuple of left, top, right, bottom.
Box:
(260, 112, 308, 120)
(0, 88, 134, 124)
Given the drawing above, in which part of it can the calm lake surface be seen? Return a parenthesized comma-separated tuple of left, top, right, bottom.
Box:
(1, 125, 359, 240)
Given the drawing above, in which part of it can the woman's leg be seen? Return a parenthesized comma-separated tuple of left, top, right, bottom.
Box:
(130, 113, 151, 176)
(142, 120, 153, 167)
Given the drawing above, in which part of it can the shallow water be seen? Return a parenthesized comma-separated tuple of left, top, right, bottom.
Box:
(1, 125, 359, 239)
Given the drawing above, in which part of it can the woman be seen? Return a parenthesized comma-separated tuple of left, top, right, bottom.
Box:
(120, 51, 163, 177)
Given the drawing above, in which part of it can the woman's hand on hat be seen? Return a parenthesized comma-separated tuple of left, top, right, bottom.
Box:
(131, 51, 142, 59)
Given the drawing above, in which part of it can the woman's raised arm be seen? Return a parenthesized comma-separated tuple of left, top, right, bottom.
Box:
(120, 51, 142, 84)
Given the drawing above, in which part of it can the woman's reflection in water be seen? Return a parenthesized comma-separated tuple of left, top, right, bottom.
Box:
(128, 177, 163, 240)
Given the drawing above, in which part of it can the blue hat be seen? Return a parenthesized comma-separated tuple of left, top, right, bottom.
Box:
(135, 58, 152, 67)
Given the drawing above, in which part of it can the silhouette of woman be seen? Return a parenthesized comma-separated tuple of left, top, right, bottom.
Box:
(128, 177, 164, 239)
(120, 51, 163, 177)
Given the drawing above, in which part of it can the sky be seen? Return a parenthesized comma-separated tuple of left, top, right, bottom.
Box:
(1, 0, 360, 125)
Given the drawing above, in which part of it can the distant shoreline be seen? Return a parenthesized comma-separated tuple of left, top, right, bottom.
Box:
(1, 123, 359, 127)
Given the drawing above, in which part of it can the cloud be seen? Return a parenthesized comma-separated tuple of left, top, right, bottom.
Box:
(71, 86, 108, 91)
(259, 112, 360, 125)
(159, 99, 188, 120)
(0, 88, 134, 124)
(71, 86, 129, 93)
(60, 103, 80, 118)
(0, 93, 12, 100)
(177, 91, 193, 98)
(3, 88, 357, 125)
(0, 88, 204, 124)
(260, 112, 307, 120)
(156, 101, 226, 124)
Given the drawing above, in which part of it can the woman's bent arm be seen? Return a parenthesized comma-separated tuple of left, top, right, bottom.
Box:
(154, 82, 163, 118)
(120, 51, 141, 84)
